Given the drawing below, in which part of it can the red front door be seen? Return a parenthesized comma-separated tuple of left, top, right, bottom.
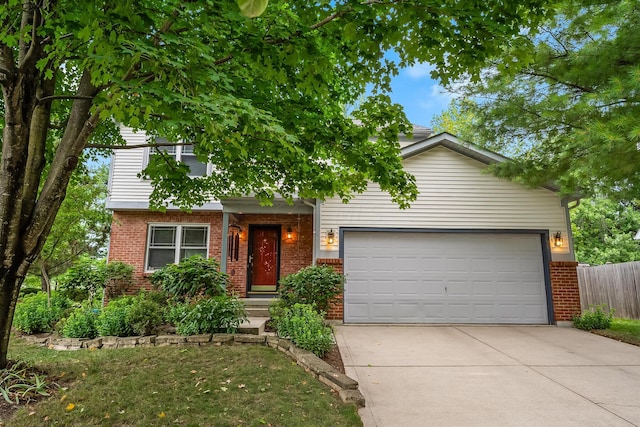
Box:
(248, 226, 280, 293)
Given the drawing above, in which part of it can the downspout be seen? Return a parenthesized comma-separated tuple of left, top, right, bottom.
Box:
(562, 197, 580, 261)
(302, 199, 318, 265)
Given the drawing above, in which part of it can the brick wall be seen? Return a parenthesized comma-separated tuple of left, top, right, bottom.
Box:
(316, 258, 344, 321)
(108, 210, 223, 294)
(108, 210, 313, 298)
(549, 261, 581, 322)
(227, 214, 313, 296)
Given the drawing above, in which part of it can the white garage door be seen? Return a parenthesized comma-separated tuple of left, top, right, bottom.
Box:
(343, 232, 548, 324)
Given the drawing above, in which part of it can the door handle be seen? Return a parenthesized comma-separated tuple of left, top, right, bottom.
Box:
(248, 255, 253, 264)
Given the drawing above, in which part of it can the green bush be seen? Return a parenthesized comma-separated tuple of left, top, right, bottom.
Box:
(573, 305, 615, 330)
(104, 261, 134, 299)
(172, 296, 247, 335)
(97, 297, 134, 337)
(62, 306, 99, 338)
(13, 292, 72, 334)
(125, 292, 165, 336)
(278, 265, 344, 314)
(57, 256, 107, 302)
(150, 256, 229, 301)
(272, 303, 334, 357)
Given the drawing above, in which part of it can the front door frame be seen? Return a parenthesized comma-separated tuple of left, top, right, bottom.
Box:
(246, 224, 282, 296)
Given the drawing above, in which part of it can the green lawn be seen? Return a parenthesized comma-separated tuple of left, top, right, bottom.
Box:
(593, 318, 640, 347)
(4, 337, 362, 426)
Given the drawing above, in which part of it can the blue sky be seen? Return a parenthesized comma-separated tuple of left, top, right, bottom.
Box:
(387, 63, 454, 128)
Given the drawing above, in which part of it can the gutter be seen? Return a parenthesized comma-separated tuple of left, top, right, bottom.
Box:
(302, 199, 318, 265)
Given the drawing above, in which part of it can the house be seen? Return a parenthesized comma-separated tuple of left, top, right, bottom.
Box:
(106, 125, 582, 325)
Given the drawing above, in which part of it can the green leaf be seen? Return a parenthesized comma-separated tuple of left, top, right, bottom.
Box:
(237, 0, 268, 18)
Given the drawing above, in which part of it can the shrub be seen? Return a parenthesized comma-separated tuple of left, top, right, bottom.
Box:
(104, 261, 134, 299)
(62, 306, 99, 338)
(57, 256, 106, 302)
(13, 292, 72, 334)
(573, 305, 615, 330)
(172, 295, 247, 335)
(150, 256, 229, 301)
(278, 265, 344, 313)
(97, 297, 134, 337)
(125, 292, 164, 336)
(272, 303, 334, 357)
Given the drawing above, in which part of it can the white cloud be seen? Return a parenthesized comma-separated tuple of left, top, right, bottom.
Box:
(404, 63, 436, 79)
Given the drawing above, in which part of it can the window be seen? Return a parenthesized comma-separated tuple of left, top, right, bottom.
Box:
(146, 224, 209, 270)
(150, 138, 208, 177)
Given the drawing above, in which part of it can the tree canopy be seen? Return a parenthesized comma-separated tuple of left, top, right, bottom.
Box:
(452, 0, 640, 200)
(0, 0, 554, 365)
(571, 198, 640, 265)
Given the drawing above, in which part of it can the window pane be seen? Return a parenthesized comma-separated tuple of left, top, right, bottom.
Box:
(153, 138, 176, 154)
(148, 249, 176, 269)
(182, 155, 207, 176)
(182, 144, 195, 154)
(180, 248, 207, 260)
(150, 226, 176, 246)
(182, 226, 207, 246)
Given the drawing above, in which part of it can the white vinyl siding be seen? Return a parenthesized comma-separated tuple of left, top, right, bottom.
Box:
(108, 127, 154, 203)
(320, 146, 569, 257)
(146, 224, 209, 271)
(108, 127, 219, 207)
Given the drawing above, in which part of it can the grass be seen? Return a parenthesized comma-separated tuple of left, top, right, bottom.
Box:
(592, 318, 640, 347)
(4, 337, 362, 426)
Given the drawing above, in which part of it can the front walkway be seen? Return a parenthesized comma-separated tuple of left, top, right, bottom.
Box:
(335, 325, 640, 427)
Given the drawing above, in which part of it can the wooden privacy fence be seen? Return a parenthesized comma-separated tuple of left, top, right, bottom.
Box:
(577, 261, 640, 319)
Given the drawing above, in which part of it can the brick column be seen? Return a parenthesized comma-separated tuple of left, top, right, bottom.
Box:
(549, 261, 581, 322)
(316, 258, 344, 321)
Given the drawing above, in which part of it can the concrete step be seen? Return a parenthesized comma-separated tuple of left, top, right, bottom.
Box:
(240, 297, 276, 307)
(246, 307, 271, 318)
(237, 317, 268, 335)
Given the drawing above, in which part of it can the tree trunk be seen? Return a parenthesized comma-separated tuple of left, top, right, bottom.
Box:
(0, 268, 26, 367)
(40, 263, 51, 305)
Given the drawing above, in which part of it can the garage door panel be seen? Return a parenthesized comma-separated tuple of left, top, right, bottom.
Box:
(344, 232, 548, 324)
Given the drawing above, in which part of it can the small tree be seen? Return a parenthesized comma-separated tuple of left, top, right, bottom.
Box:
(278, 265, 344, 314)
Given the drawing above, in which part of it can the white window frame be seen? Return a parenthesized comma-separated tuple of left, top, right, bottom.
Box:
(146, 138, 210, 177)
(145, 223, 210, 272)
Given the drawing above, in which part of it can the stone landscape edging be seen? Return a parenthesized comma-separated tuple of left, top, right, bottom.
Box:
(22, 333, 366, 407)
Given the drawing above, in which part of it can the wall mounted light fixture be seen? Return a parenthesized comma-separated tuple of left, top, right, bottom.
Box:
(554, 231, 563, 247)
(286, 226, 293, 240)
(327, 229, 335, 245)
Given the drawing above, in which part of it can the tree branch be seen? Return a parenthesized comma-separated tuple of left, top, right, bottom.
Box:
(86, 142, 192, 150)
(521, 69, 594, 94)
(37, 94, 95, 103)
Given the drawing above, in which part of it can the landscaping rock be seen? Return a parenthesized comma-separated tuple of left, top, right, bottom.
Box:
(101, 336, 119, 349)
(156, 335, 186, 346)
(186, 334, 212, 344)
(117, 336, 139, 348)
(49, 337, 85, 351)
(82, 338, 103, 349)
(137, 336, 156, 347)
(339, 389, 366, 407)
(212, 334, 234, 344)
(233, 335, 266, 344)
(23, 334, 51, 346)
(319, 371, 359, 391)
(266, 335, 279, 348)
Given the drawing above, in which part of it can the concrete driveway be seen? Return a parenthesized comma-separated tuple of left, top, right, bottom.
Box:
(334, 325, 640, 427)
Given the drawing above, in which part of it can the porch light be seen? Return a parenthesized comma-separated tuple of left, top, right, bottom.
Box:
(554, 231, 563, 247)
(286, 226, 293, 240)
(327, 229, 335, 245)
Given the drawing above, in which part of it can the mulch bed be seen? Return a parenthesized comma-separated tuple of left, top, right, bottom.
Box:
(321, 345, 345, 374)
(590, 329, 640, 347)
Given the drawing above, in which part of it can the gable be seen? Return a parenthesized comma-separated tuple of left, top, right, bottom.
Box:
(319, 145, 569, 248)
